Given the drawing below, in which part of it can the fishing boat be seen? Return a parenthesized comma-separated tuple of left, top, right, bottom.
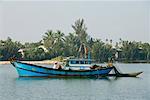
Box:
(10, 59, 114, 77)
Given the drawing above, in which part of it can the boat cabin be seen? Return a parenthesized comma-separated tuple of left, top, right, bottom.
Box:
(65, 59, 93, 70)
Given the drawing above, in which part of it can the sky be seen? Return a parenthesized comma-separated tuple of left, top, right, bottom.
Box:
(0, 0, 150, 44)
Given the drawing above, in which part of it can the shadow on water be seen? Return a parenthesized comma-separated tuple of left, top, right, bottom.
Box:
(15, 76, 113, 81)
(14, 76, 141, 82)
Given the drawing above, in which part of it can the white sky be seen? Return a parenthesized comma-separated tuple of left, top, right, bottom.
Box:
(0, 0, 150, 43)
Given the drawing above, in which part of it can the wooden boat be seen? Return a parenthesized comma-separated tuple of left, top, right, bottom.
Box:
(106, 72, 143, 77)
(106, 66, 143, 77)
(10, 58, 143, 77)
(10, 60, 113, 77)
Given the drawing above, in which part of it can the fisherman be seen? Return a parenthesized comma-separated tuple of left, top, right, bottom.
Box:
(53, 62, 58, 69)
(57, 64, 63, 70)
(107, 62, 113, 67)
(53, 62, 63, 69)
(90, 64, 103, 69)
(107, 57, 114, 67)
(90, 64, 98, 69)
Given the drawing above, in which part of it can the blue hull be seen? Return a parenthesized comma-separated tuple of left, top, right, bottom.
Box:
(11, 61, 113, 77)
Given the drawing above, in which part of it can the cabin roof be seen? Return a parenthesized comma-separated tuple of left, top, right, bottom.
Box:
(68, 59, 94, 61)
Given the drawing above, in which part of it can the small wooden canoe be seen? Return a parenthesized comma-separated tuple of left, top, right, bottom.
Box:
(106, 71, 143, 77)
(106, 66, 143, 77)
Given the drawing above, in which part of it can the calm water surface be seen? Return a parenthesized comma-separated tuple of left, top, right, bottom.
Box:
(0, 63, 149, 100)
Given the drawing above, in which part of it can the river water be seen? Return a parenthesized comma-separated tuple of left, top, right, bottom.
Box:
(0, 63, 149, 100)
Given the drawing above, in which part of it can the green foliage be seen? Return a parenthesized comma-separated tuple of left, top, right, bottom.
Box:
(119, 41, 150, 62)
(0, 19, 150, 62)
(42, 30, 65, 57)
(0, 37, 22, 60)
(72, 18, 89, 58)
(63, 33, 80, 57)
(91, 39, 114, 62)
(24, 48, 46, 61)
(72, 18, 88, 44)
(24, 41, 42, 48)
(43, 30, 55, 49)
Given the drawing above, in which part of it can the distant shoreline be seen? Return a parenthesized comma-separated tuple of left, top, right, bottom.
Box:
(0, 60, 59, 65)
(0, 60, 149, 65)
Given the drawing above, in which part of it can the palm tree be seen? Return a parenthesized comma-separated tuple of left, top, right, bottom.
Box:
(72, 18, 88, 58)
(43, 30, 66, 57)
(64, 33, 79, 57)
(72, 18, 88, 43)
(43, 30, 55, 49)
(54, 30, 65, 43)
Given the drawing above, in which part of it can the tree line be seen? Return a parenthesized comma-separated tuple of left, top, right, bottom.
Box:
(0, 19, 150, 62)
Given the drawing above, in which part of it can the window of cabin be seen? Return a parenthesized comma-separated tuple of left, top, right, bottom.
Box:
(70, 60, 80, 64)
(88, 61, 91, 64)
(80, 61, 84, 64)
(70, 61, 76, 64)
(85, 61, 88, 64)
(76, 61, 79, 64)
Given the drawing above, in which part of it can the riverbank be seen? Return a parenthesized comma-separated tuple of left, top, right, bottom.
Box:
(0, 60, 61, 65)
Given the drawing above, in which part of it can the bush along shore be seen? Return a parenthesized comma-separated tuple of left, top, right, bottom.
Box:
(0, 19, 150, 63)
